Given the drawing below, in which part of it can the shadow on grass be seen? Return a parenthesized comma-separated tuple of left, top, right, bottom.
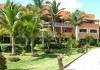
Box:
(7, 68, 34, 70)
(32, 53, 58, 61)
(32, 48, 77, 61)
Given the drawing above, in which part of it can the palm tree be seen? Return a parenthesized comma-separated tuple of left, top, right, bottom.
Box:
(27, 0, 47, 45)
(19, 7, 42, 55)
(46, 0, 65, 43)
(43, 28, 53, 49)
(0, 0, 21, 54)
(27, 0, 46, 14)
(69, 10, 85, 40)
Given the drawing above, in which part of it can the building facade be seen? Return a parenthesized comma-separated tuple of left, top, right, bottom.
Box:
(0, 3, 100, 43)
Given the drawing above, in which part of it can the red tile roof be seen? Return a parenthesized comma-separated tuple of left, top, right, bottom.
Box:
(59, 11, 70, 19)
(0, 3, 4, 9)
(0, 4, 95, 19)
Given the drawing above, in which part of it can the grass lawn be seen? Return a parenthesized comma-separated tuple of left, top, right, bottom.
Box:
(3, 48, 83, 70)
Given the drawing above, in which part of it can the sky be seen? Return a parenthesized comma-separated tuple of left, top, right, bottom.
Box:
(0, 0, 100, 19)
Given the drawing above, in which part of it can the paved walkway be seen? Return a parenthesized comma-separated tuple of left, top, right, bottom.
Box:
(65, 48, 100, 70)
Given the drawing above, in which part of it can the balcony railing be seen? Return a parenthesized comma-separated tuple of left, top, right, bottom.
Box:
(45, 23, 73, 27)
(54, 23, 73, 27)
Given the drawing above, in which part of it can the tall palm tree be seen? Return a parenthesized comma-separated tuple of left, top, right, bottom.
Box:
(45, 0, 65, 43)
(19, 7, 42, 55)
(69, 10, 85, 40)
(27, 0, 47, 44)
(27, 0, 46, 14)
(0, 0, 21, 54)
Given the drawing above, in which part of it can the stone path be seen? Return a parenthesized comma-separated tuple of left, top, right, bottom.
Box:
(65, 48, 100, 70)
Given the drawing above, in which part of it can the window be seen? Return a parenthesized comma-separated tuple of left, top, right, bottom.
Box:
(90, 29, 97, 33)
(63, 29, 68, 32)
(79, 29, 87, 33)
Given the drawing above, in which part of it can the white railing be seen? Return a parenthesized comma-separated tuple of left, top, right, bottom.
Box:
(54, 23, 73, 27)
(44, 23, 73, 27)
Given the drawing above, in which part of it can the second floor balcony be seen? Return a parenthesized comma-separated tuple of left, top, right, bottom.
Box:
(45, 22, 73, 27)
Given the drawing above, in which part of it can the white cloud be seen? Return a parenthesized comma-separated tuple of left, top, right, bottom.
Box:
(47, 0, 82, 12)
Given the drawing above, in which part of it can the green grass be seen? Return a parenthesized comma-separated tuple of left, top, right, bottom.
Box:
(3, 48, 82, 70)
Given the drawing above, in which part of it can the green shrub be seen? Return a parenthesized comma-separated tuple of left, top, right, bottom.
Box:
(77, 48, 84, 53)
(35, 44, 45, 49)
(21, 50, 26, 56)
(44, 49, 50, 53)
(97, 42, 100, 47)
(0, 44, 12, 52)
(0, 44, 26, 54)
(8, 57, 20, 62)
(0, 54, 7, 70)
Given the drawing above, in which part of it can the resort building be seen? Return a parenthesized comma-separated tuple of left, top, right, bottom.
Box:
(0, 3, 100, 43)
(43, 5, 100, 42)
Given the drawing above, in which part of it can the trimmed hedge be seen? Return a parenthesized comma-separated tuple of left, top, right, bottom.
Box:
(0, 44, 31, 53)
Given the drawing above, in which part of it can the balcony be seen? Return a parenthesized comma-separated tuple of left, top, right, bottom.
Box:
(54, 23, 73, 27)
(45, 23, 73, 27)
(55, 32, 72, 38)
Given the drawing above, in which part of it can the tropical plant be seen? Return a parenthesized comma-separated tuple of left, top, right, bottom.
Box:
(0, 0, 21, 54)
(66, 37, 75, 48)
(27, 0, 46, 14)
(69, 10, 85, 40)
(18, 7, 43, 55)
(46, 0, 65, 43)
(83, 36, 94, 52)
(43, 28, 53, 50)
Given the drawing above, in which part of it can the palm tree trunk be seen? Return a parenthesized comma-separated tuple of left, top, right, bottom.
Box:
(31, 40, 34, 54)
(10, 33, 12, 45)
(53, 26, 57, 44)
(25, 37, 28, 47)
(42, 32, 44, 44)
(53, 26, 55, 37)
(75, 25, 78, 40)
(11, 32, 15, 55)
(47, 41, 50, 50)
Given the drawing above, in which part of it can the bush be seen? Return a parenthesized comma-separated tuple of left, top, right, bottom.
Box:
(0, 54, 7, 70)
(0, 44, 29, 54)
(77, 48, 84, 53)
(44, 49, 50, 53)
(44, 49, 55, 54)
(8, 57, 20, 62)
(21, 50, 26, 56)
(0, 44, 11, 52)
(97, 42, 100, 47)
(35, 44, 45, 49)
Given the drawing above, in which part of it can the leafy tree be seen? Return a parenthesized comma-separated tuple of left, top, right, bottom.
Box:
(69, 10, 85, 40)
(0, 0, 21, 54)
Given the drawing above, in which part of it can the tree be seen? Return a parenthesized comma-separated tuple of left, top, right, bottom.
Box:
(46, 0, 65, 43)
(42, 28, 53, 49)
(27, 0, 47, 45)
(27, 0, 46, 14)
(19, 7, 42, 55)
(0, 0, 21, 54)
(69, 10, 85, 40)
